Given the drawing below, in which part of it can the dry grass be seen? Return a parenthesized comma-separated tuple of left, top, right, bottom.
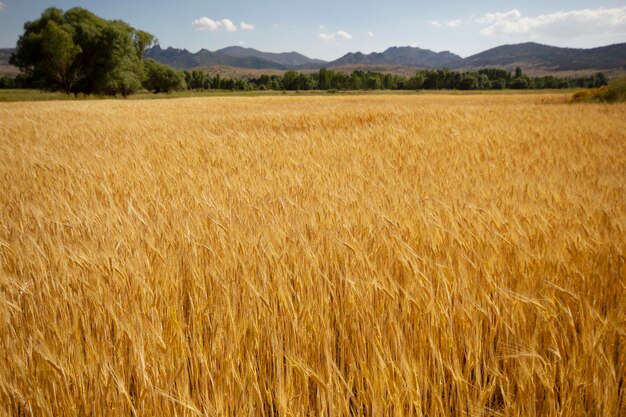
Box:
(0, 94, 625, 416)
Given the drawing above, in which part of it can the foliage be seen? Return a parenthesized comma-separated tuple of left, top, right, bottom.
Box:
(10, 7, 154, 96)
(143, 59, 186, 93)
(165, 67, 610, 94)
(571, 77, 626, 103)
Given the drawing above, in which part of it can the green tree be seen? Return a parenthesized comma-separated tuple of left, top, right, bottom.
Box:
(318, 68, 332, 90)
(214, 73, 222, 89)
(143, 59, 186, 93)
(492, 78, 506, 89)
(365, 74, 382, 90)
(132, 30, 156, 59)
(296, 73, 316, 90)
(458, 74, 478, 90)
(40, 20, 83, 93)
(282, 70, 298, 90)
(351, 71, 363, 90)
(270, 77, 282, 90)
(407, 73, 425, 90)
(11, 7, 153, 96)
(509, 77, 529, 89)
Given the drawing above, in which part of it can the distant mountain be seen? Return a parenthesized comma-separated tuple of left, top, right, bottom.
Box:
(328, 46, 462, 69)
(4, 42, 626, 75)
(454, 42, 626, 72)
(216, 46, 326, 67)
(0, 48, 15, 65)
(145, 45, 289, 70)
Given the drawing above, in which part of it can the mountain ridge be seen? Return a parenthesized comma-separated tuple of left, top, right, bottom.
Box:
(2, 42, 625, 75)
(453, 42, 626, 72)
(326, 46, 461, 69)
(216, 46, 327, 67)
(144, 45, 290, 70)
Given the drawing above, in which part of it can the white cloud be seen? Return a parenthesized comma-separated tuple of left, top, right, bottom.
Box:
(477, 7, 626, 38)
(240, 21, 255, 30)
(221, 19, 237, 32)
(192, 17, 220, 31)
(0, 2, 5, 12)
(238, 41, 245, 45)
(476, 10, 522, 25)
(430, 19, 462, 28)
(367, 31, 375, 38)
(319, 30, 353, 41)
(336, 31, 352, 40)
(192, 17, 238, 32)
(319, 24, 326, 29)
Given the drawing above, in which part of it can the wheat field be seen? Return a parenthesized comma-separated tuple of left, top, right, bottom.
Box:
(0, 94, 624, 416)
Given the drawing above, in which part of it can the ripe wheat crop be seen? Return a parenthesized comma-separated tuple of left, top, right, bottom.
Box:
(0, 94, 625, 416)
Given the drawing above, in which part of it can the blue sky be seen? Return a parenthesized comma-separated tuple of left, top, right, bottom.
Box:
(1, 1, 625, 60)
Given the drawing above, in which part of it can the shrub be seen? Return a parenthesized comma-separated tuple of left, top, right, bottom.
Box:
(572, 77, 626, 103)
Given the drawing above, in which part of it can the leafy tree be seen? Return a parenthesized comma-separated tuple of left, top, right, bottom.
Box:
(11, 7, 153, 96)
(269, 76, 283, 90)
(318, 68, 332, 90)
(509, 77, 529, 89)
(282, 70, 298, 90)
(365, 74, 382, 90)
(236, 79, 253, 91)
(458, 74, 478, 90)
(143, 59, 186, 93)
(184, 70, 211, 90)
(296, 73, 316, 90)
(132, 30, 156, 58)
(97, 20, 146, 96)
(214, 73, 222, 89)
(330, 72, 350, 89)
(0, 76, 16, 89)
(477, 74, 491, 90)
(350, 72, 363, 89)
(39, 20, 82, 93)
(382, 73, 396, 90)
(592, 72, 608, 88)
(491, 78, 507, 89)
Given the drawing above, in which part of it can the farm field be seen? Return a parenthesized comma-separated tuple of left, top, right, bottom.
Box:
(0, 88, 579, 103)
(0, 94, 625, 416)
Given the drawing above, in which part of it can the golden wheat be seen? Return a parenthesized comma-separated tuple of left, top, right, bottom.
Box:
(0, 94, 625, 416)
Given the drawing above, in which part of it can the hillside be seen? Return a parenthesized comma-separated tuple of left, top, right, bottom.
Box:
(145, 45, 288, 70)
(216, 46, 326, 67)
(328, 46, 461, 68)
(4, 42, 626, 76)
(0, 48, 18, 76)
(455, 42, 626, 72)
(0, 48, 14, 65)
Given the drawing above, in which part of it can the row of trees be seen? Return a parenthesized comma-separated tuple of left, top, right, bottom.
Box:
(3, 65, 606, 94)
(176, 67, 607, 93)
(9, 7, 185, 96)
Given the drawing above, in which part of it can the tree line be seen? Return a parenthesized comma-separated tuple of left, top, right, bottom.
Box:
(2, 65, 607, 93)
(178, 67, 607, 92)
(2, 7, 609, 96)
